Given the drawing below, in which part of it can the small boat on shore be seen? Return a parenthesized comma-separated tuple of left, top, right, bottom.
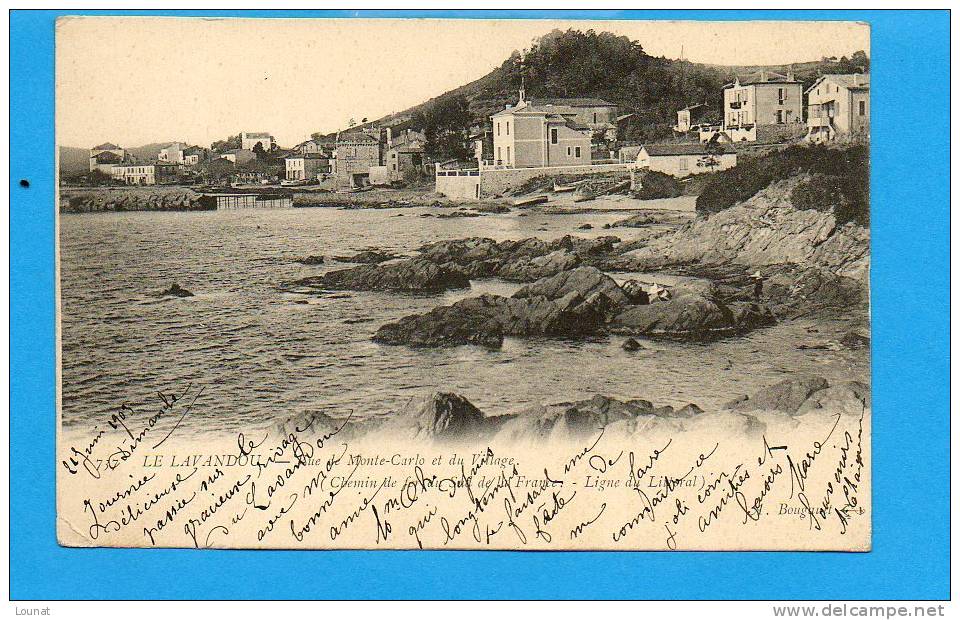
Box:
(512, 195, 550, 207)
(553, 183, 577, 193)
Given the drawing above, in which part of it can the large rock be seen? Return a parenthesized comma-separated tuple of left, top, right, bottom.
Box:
(159, 283, 194, 298)
(497, 249, 580, 281)
(396, 392, 489, 441)
(290, 258, 470, 293)
(416, 235, 621, 283)
(373, 303, 505, 348)
(796, 381, 871, 417)
(333, 249, 398, 264)
(373, 289, 612, 349)
(611, 291, 737, 337)
(731, 375, 830, 414)
(513, 266, 631, 308)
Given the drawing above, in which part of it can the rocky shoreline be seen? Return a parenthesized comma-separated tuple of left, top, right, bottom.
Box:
(276, 374, 870, 443)
(281, 178, 868, 348)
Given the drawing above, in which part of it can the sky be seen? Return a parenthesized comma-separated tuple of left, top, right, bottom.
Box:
(56, 17, 869, 148)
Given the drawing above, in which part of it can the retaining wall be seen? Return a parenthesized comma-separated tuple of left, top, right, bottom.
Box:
(435, 169, 481, 200)
(477, 163, 633, 197)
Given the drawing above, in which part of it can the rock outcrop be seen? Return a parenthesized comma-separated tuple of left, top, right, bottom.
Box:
(391, 392, 493, 441)
(513, 266, 631, 307)
(611, 292, 774, 338)
(294, 375, 868, 443)
(159, 283, 194, 298)
(333, 250, 399, 264)
(612, 178, 869, 282)
(374, 267, 635, 348)
(725, 375, 870, 419)
(289, 258, 470, 293)
(297, 255, 325, 265)
(60, 188, 208, 213)
(374, 266, 775, 348)
(417, 235, 622, 282)
(373, 291, 612, 348)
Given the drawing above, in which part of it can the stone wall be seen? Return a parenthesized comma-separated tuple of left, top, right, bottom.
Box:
(435, 170, 480, 200)
(477, 163, 633, 197)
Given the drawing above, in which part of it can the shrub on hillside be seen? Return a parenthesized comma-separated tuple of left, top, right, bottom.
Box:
(695, 144, 869, 224)
(791, 174, 869, 227)
(632, 170, 681, 200)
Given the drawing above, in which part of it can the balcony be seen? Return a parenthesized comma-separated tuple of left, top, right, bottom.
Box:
(728, 101, 743, 110)
(807, 115, 833, 129)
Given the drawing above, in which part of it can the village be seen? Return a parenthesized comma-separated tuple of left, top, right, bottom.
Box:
(67, 69, 869, 210)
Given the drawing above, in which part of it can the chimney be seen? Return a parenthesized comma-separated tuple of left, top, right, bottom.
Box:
(787, 71, 795, 82)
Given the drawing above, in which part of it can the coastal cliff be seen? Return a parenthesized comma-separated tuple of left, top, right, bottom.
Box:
(612, 177, 870, 281)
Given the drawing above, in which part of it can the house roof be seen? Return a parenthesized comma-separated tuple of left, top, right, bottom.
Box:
(242, 132, 272, 139)
(182, 146, 204, 155)
(728, 71, 801, 87)
(805, 73, 871, 94)
(528, 97, 616, 107)
(92, 142, 121, 151)
(564, 119, 592, 131)
(641, 143, 736, 156)
(492, 99, 576, 117)
(92, 151, 122, 163)
(680, 103, 708, 112)
(337, 132, 380, 144)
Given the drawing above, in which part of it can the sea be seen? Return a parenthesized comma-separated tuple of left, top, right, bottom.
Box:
(59, 200, 869, 434)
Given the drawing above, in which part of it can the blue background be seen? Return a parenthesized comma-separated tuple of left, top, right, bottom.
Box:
(10, 10, 950, 600)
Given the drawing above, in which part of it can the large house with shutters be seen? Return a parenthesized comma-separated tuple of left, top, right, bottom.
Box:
(805, 74, 870, 142)
(722, 71, 804, 142)
(489, 92, 593, 168)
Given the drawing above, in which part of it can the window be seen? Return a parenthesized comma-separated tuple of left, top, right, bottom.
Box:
(497, 122, 500, 137)
(776, 110, 783, 124)
(593, 112, 598, 123)
(679, 158, 689, 171)
(858, 101, 866, 116)
(506, 146, 511, 163)
(550, 128, 558, 144)
(506, 122, 509, 136)
(778, 88, 786, 104)
(497, 147, 501, 162)
(575, 146, 581, 158)
(567, 147, 571, 156)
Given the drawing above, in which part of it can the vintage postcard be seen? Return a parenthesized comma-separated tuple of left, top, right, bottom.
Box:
(56, 17, 870, 550)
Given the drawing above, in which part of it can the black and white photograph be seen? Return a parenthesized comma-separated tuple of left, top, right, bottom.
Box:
(55, 17, 871, 551)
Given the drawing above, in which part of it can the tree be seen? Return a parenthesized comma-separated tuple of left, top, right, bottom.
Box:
(696, 140, 725, 173)
(252, 141, 266, 160)
(348, 118, 357, 128)
(850, 50, 870, 71)
(211, 134, 241, 153)
(412, 94, 473, 161)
